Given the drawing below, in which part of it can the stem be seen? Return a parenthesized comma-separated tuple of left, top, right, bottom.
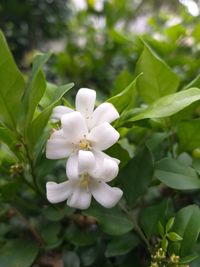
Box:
(119, 203, 151, 251)
(21, 140, 47, 201)
(14, 207, 44, 245)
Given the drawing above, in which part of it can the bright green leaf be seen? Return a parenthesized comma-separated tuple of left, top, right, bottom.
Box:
(166, 217, 175, 232)
(108, 76, 139, 113)
(173, 205, 200, 256)
(135, 42, 179, 103)
(0, 31, 25, 129)
(125, 88, 200, 124)
(167, 232, 183, 242)
(155, 157, 200, 190)
(177, 119, 200, 152)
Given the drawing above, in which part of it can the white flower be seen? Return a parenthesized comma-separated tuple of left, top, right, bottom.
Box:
(46, 151, 123, 209)
(51, 88, 119, 130)
(46, 111, 120, 168)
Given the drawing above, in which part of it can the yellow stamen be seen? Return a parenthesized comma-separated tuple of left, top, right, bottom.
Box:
(79, 139, 91, 150)
(80, 173, 91, 190)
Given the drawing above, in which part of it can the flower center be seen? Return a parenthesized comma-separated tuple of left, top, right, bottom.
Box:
(79, 139, 91, 150)
(80, 173, 91, 189)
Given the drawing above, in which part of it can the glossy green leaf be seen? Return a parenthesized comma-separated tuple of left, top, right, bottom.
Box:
(0, 239, 38, 267)
(177, 119, 200, 152)
(125, 88, 200, 123)
(140, 200, 168, 238)
(184, 74, 200, 90)
(84, 205, 134, 236)
(155, 157, 200, 190)
(0, 31, 24, 129)
(135, 42, 179, 103)
(173, 205, 200, 256)
(166, 217, 175, 232)
(105, 234, 139, 257)
(118, 147, 154, 207)
(108, 76, 138, 113)
(111, 69, 134, 96)
(167, 232, 182, 242)
(25, 70, 46, 127)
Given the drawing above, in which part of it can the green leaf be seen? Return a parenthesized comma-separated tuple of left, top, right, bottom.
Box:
(0, 31, 25, 129)
(177, 119, 200, 152)
(111, 69, 134, 96)
(105, 234, 139, 257)
(125, 88, 200, 123)
(118, 147, 154, 207)
(107, 76, 138, 113)
(65, 225, 98, 246)
(42, 206, 64, 221)
(173, 205, 200, 256)
(166, 217, 175, 232)
(25, 70, 46, 127)
(84, 204, 134, 236)
(31, 51, 52, 79)
(0, 126, 20, 156)
(63, 251, 80, 267)
(140, 200, 168, 238)
(135, 42, 179, 103)
(158, 221, 165, 237)
(167, 232, 183, 242)
(106, 143, 130, 169)
(0, 180, 22, 201)
(161, 237, 168, 251)
(155, 157, 200, 190)
(0, 239, 38, 267)
(179, 254, 199, 264)
(184, 74, 200, 90)
(40, 222, 62, 248)
(21, 52, 52, 128)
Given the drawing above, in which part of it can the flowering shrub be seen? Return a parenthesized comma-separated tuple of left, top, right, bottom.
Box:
(0, 30, 200, 267)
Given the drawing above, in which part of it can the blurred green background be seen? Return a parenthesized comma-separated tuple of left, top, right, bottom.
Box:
(1, 0, 200, 96)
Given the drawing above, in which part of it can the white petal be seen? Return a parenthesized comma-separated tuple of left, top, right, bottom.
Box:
(61, 112, 88, 143)
(51, 106, 74, 121)
(75, 88, 96, 119)
(46, 180, 74, 203)
(46, 139, 73, 159)
(78, 150, 96, 174)
(94, 158, 119, 182)
(93, 150, 120, 165)
(92, 103, 119, 128)
(88, 122, 120, 151)
(66, 154, 79, 180)
(50, 129, 65, 139)
(67, 186, 91, 209)
(91, 181, 123, 208)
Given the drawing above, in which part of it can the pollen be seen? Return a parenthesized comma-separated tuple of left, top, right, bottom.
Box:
(80, 173, 91, 190)
(79, 139, 91, 150)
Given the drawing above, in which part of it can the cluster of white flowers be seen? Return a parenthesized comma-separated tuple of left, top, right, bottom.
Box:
(46, 88, 123, 209)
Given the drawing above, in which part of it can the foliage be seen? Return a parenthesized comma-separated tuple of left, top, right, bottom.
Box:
(0, 1, 200, 266)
